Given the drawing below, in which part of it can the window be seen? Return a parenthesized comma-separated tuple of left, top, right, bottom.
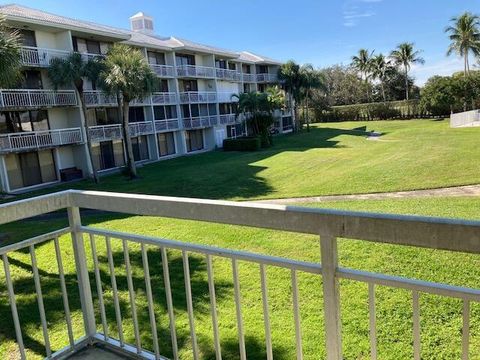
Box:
(106, 108, 119, 124)
(154, 105, 176, 120)
(258, 65, 268, 74)
(242, 64, 251, 74)
(228, 62, 237, 71)
(0, 110, 49, 133)
(147, 51, 166, 65)
(21, 70, 42, 89)
(176, 53, 195, 66)
(158, 79, 169, 92)
(227, 123, 244, 138)
(92, 140, 125, 170)
(181, 80, 198, 92)
(132, 135, 150, 161)
(18, 29, 36, 47)
(216, 59, 227, 69)
(219, 103, 235, 115)
(258, 84, 267, 93)
(157, 132, 176, 157)
(129, 107, 145, 123)
(185, 129, 203, 152)
(86, 39, 101, 54)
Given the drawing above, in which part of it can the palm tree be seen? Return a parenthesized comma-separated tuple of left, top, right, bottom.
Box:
(445, 12, 480, 77)
(390, 43, 424, 100)
(278, 60, 302, 131)
(48, 53, 105, 183)
(371, 54, 391, 102)
(101, 44, 156, 179)
(0, 16, 22, 88)
(299, 64, 325, 131)
(351, 49, 374, 100)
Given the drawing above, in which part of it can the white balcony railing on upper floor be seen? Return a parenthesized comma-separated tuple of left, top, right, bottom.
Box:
(151, 92, 177, 105)
(128, 121, 155, 137)
(242, 73, 256, 83)
(88, 124, 123, 142)
(215, 68, 242, 82)
(0, 89, 77, 109)
(176, 64, 216, 79)
(256, 73, 279, 83)
(1, 190, 479, 360)
(219, 113, 237, 125)
(217, 92, 239, 103)
(154, 118, 180, 132)
(0, 127, 83, 153)
(20, 46, 71, 67)
(83, 91, 117, 107)
(149, 64, 175, 77)
(179, 91, 217, 104)
(183, 115, 218, 129)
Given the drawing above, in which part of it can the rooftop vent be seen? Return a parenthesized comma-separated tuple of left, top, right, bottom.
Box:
(129, 12, 154, 34)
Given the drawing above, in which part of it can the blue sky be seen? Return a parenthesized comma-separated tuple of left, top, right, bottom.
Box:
(4, 0, 480, 84)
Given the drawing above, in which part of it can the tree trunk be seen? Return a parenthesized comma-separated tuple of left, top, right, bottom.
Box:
(77, 88, 99, 183)
(404, 66, 409, 101)
(306, 92, 310, 132)
(381, 81, 386, 103)
(119, 94, 137, 179)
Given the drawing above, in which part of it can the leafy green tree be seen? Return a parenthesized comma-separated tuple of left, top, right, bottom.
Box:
(101, 44, 156, 179)
(0, 16, 21, 88)
(278, 60, 302, 131)
(319, 65, 368, 106)
(48, 53, 105, 183)
(299, 64, 325, 131)
(371, 54, 392, 102)
(445, 12, 480, 77)
(390, 43, 424, 100)
(351, 49, 374, 99)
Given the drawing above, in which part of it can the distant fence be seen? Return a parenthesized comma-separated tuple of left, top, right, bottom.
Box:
(450, 110, 480, 128)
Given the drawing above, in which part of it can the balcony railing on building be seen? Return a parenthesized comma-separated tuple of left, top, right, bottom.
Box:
(176, 64, 216, 79)
(219, 113, 237, 125)
(88, 124, 123, 142)
(242, 73, 256, 83)
(0, 89, 77, 109)
(0, 128, 83, 153)
(1, 190, 479, 360)
(149, 64, 175, 77)
(154, 118, 180, 132)
(217, 92, 239, 103)
(179, 91, 217, 104)
(151, 92, 177, 105)
(216, 68, 242, 82)
(256, 73, 278, 83)
(128, 121, 154, 137)
(183, 115, 218, 129)
(83, 91, 117, 107)
(20, 46, 71, 67)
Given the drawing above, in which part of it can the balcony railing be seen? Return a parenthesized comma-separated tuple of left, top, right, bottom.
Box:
(219, 113, 237, 125)
(0, 89, 77, 109)
(242, 73, 256, 83)
(0, 127, 83, 152)
(88, 124, 123, 142)
(183, 115, 218, 129)
(128, 121, 154, 137)
(151, 92, 177, 105)
(216, 68, 242, 82)
(179, 91, 217, 104)
(176, 64, 216, 78)
(1, 190, 479, 360)
(256, 73, 278, 83)
(149, 64, 175, 77)
(83, 91, 117, 107)
(217, 92, 238, 103)
(20, 46, 71, 67)
(154, 118, 180, 132)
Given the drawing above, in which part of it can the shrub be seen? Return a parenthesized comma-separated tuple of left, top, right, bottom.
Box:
(223, 136, 261, 151)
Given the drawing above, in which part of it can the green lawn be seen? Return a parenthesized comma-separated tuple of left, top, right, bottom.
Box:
(1, 197, 480, 359)
(6, 118, 480, 201)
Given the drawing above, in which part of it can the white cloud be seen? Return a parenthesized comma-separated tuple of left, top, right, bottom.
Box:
(342, 0, 380, 27)
(410, 58, 464, 85)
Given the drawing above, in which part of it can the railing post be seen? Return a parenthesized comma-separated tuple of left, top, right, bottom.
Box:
(68, 206, 96, 340)
(320, 233, 342, 360)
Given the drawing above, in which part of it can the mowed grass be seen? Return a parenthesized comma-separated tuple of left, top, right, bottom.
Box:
(7, 118, 480, 201)
(1, 197, 480, 359)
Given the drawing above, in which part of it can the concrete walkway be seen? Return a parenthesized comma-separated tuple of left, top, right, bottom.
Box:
(255, 184, 480, 204)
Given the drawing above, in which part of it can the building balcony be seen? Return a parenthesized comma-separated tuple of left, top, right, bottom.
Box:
(0, 190, 478, 359)
(215, 68, 242, 82)
(242, 73, 256, 83)
(83, 91, 117, 107)
(20, 46, 71, 67)
(0, 127, 83, 153)
(88, 124, 123, 142)
(217, 92, 238, 103)
(183, 115, 218, 129)
(154, 118, 180, 132)
(179, 91, 217, 104)
(176, 64, 216, 79)
(0, 89, 77, 110)
(149, 64, 175, 77)
(256, 73, 278, 83)
(151, 92, 177, 105)
(219, 113, 237, 125)
(128, 121, 155, 137)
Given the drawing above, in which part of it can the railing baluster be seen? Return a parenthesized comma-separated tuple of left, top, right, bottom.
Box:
(206, 254, 221, 360)
(161, 247, 179, 360)
(89, 234, 108, 340)
(141, 243, 161, 359)
(182, 251, 199, 359)
(54, 237, 74, 348)
(122, 239, 142, 353)
(368, 283, 377, 360)
(2, 254, 26, 360)
(462, 300, 470, 360)
(105, 236, 124, 346)
(260, 264, 273, 360)
(291, 269, 303, 360)
(30, 245, 51, 357)
(412, 290, 421, 360)
(232, 258, 246, 360)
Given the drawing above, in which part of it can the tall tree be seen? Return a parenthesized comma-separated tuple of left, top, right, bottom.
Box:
(390, 43, 424, 100)
(278, 60, 302, 131)
(101, 44, 156, 179)
(299, 64, 325, 131)
(0, 16, 22, 88)
(351, 49, 374, 99)
(371, 54, 391, 102)
(48, 53, 105, 183)
(445, 12, 480, 77)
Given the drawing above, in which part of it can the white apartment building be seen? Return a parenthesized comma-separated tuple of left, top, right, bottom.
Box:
(0, 4, 294, 193)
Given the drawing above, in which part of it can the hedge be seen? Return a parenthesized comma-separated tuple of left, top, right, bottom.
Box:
(223, 136, 261, 151)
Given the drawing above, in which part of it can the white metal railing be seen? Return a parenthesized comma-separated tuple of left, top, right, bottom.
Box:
(179, 91, 217, 104)
(216, 68, 242, 82)
(450, 110, 480, 128)
(154, 118, 180, 132)
(149, 64, 175, 77)
(83, 91, 117, 107)
(151, 92, 177, 105)
(0, 89, 77, 109)
(1, 190, 480, 360)
(219, 113, 237, 125)
(20, 46, 71, 67)
(176, 64, 216, 78)
(128, 121, 154, 136)
(242, 73, 256, 83)
(130, 96, 152, 106)
(88, 124, 123, 142)
(256, 73, 278, 83)
(0, 127, 83, 152)
(183, 115, 218, 128)
(79, 52, 105, 62)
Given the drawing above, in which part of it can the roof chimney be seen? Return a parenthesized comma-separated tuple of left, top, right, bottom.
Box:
(129, 12, 154, 34)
